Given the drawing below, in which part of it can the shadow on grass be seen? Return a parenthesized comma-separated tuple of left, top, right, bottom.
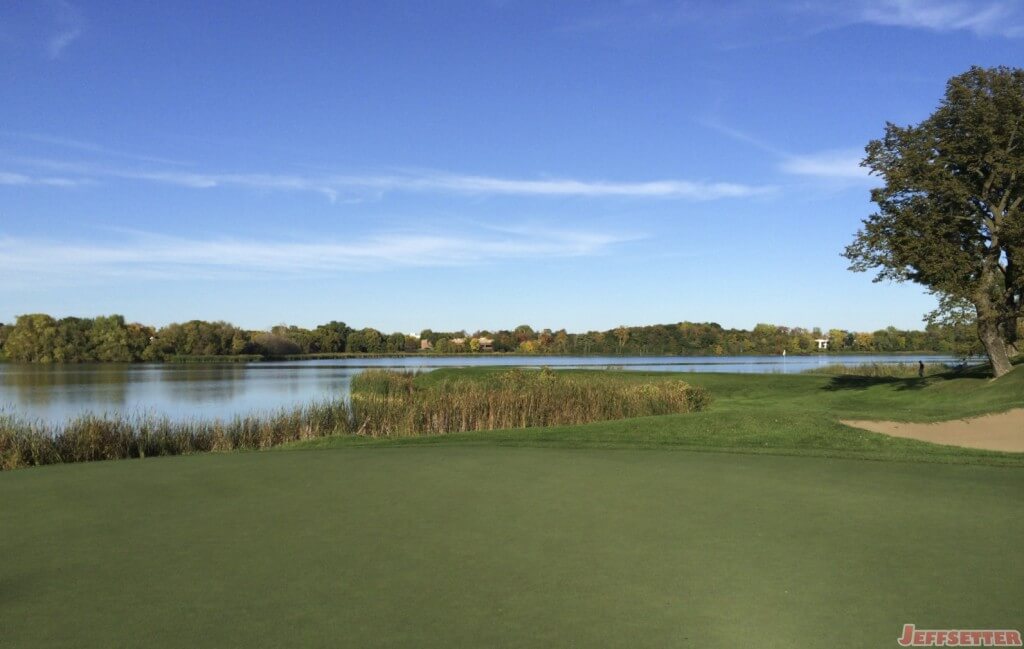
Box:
(821, 376, 932, 392)
(820, 363, 998, 392)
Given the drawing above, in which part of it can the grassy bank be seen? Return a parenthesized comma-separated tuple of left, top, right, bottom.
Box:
(291, 364, 1024, 466)
(163, 354, 265, 363)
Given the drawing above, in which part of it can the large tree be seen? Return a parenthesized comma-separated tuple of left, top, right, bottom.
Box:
(845, 66, 1024, 377)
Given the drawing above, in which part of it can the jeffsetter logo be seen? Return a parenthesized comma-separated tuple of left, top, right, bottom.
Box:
(898, 624, 1022, 647)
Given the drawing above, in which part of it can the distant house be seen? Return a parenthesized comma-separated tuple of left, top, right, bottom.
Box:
(476, 337, 493, 352)
(814, 338, 829, 350)
(420, 339, 433, 351)
(451, 338, 466, 346)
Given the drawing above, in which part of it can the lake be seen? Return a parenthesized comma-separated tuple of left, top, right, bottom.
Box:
(0, 354, 964, 425)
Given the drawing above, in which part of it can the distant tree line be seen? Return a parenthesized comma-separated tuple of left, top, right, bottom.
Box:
(0, 313, 983, 363)
(419, 322, 979, 357)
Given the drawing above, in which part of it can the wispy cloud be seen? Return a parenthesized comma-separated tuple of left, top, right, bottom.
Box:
(46, 1, 84, 59)
(47, 26, 80, 58)
(561, 1, 838, 50)
(1, 132, 187, 166)
(0, 170, 88, 187)
(778, 150, 870, 180)
(379, 173, 768, 199)
(6, 156, 772, 202)
(698, 118, 789, 157)
(856, 0, 1024, 37)
(0, 227, 640, 285)
(702, 119, 873, 183)
(566, 1, 1024, 42)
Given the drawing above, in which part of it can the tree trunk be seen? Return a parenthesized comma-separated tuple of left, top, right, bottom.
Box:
(975, 264, 1016, 378)
(1004, 315, 1020, 358)
(978, 316, 1014, 378)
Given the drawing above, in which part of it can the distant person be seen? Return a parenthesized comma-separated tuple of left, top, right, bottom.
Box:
(918, 360, 925, 378)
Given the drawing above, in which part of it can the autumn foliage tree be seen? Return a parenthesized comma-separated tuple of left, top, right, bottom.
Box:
(845, 66, 1024, 377)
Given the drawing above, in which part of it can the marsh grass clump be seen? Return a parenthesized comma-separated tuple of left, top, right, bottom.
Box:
(0, 400, 352, 470)
(804, 362, 953, 378)
(2, 369, 712, 469)
(349, 368, 711, 438)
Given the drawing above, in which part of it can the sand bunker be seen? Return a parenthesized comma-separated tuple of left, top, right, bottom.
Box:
(842, 409, 1024, 453)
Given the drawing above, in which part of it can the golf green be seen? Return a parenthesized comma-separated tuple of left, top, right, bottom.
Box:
(3, 446, 1021, 648)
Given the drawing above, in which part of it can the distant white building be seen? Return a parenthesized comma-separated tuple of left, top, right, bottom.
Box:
(814, 338, 829, 350)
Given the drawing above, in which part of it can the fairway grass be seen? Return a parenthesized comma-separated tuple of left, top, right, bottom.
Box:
(1, 447, 1021, 648)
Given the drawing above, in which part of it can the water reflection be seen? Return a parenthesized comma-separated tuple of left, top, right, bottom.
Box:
(160, 365, 246, 402)
(1, 364, 131, 408)
(0, 354, 963, 426)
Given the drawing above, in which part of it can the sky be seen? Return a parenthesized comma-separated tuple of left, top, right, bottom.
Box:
(2, 0, 1023, 334)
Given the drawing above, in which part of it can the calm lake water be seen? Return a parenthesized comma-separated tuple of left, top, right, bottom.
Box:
(0, 354, 964, 425)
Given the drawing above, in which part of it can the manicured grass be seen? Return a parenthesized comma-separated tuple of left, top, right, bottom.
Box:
(2, 447, 1021, 648)
(290, 364, 1024, 466)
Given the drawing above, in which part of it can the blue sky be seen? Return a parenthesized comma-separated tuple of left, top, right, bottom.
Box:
(2, 1, 1023, 333)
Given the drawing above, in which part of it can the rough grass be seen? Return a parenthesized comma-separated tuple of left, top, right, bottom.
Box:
(0, 401, 352, 470)
(349, 368, 711, 437)
(803, 361, 953, 377)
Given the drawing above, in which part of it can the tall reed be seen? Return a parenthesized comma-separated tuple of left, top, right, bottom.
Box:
(0, 400, 352, 470)
(803, 362, 953, 377)
(349, 368, 712, 437)
(2, 369, 713, 470)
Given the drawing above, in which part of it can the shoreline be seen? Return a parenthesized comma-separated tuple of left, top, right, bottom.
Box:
(0, 350, 978, 365)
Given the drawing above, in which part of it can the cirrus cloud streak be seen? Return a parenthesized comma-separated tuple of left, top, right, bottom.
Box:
(778, 150, 871, 180)
(8, 157, 773, 202)
(0, 227, 640, 287)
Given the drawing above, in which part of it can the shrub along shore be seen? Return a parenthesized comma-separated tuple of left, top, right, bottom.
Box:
(0, 369, 710, 470)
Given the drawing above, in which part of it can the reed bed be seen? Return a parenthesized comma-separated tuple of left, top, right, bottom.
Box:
(1, 369, 712, 469)
(0, 400, 352, 470)
(349, 368, 712, 438)
(803, 362, 954, 377)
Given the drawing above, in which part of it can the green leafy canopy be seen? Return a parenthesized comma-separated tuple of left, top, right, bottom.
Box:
(845, 66, 1024, 373)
